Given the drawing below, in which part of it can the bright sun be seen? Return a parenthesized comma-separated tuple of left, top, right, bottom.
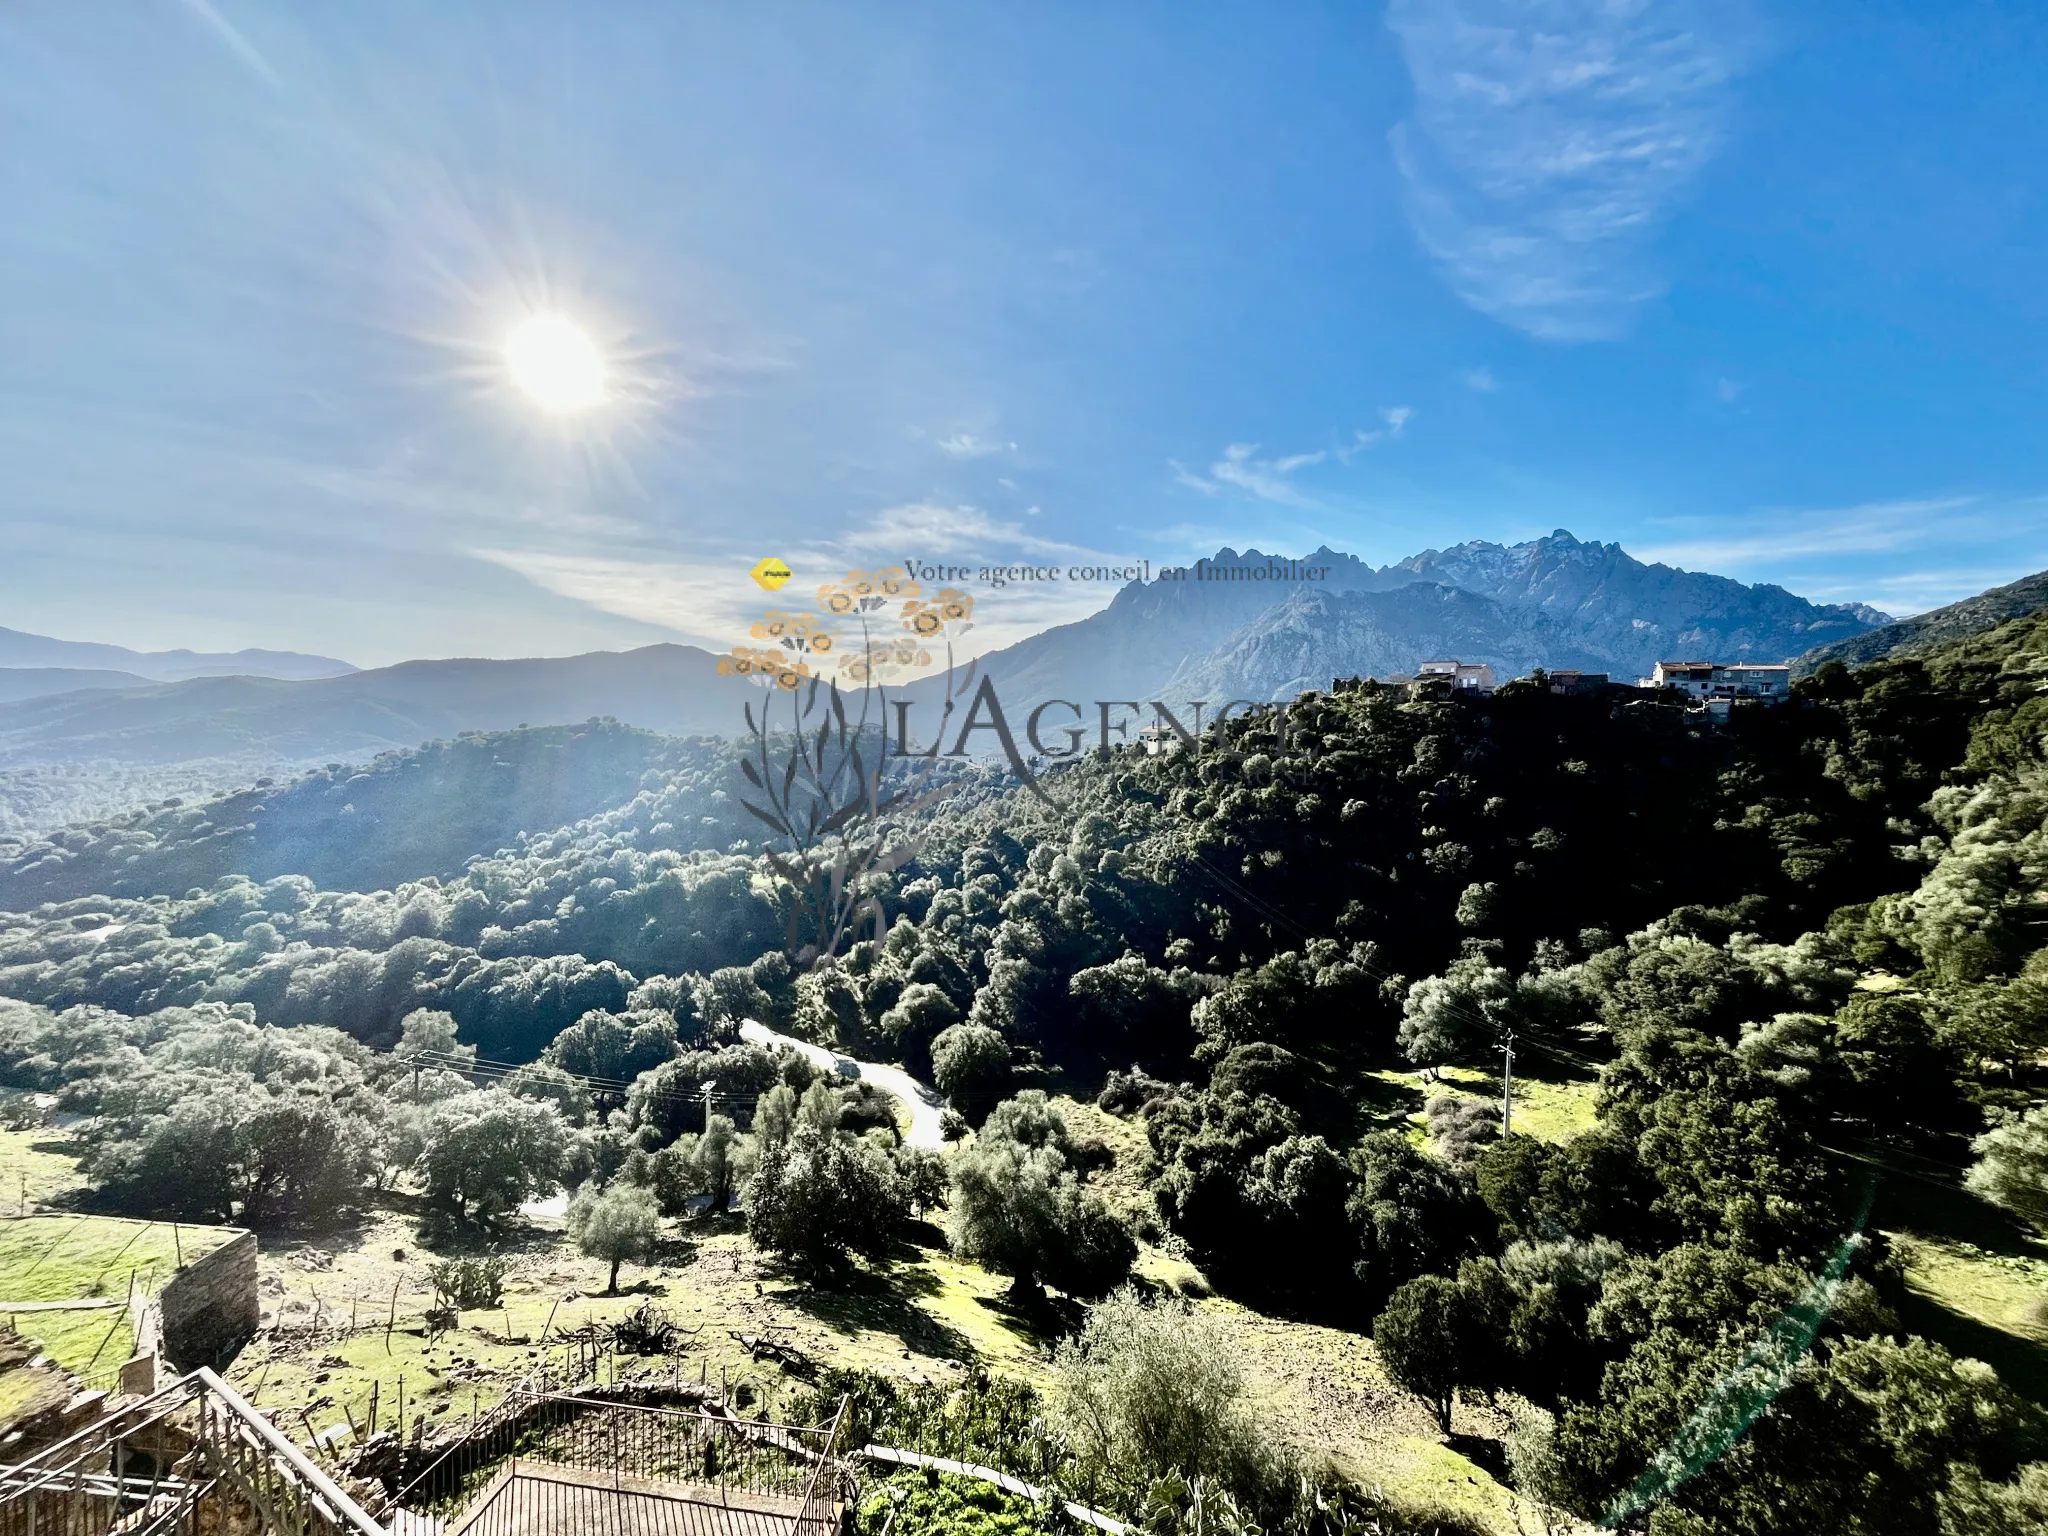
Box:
(505, 313, 605, 412)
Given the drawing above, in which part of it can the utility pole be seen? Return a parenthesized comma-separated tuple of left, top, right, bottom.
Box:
(702, 1080, 717, 1134)
(1498, 1029, 1516, 1137)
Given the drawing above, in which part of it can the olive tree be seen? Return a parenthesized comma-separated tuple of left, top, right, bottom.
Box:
(569, 1180, 661, 1292)
(1050, 1287, 1267, 1502)
(948, 1094, 1133, 1301)
(1966, 1106, 2048, 1227)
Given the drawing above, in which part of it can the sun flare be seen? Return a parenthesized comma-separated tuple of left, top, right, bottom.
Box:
(505, 313, 605, 412)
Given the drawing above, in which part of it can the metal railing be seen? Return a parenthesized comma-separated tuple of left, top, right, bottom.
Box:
(793, 1397, 849, 1536)
(0, 1368, 385, 1536)
(393, 1387, 847, 1512)
(0, 1366, 848, 1536)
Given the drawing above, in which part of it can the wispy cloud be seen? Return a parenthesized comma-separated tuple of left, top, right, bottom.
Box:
(833, 502, 1091, 562)
(174, 0, 285, 91)
(1633, 497, 1979, 570)
(1385, 0, 1751, 341)
(1334, 407, 1413, 462)
(1171, 443, 1325, 507)
(936, 432, 1015, 459)
(1629, 493, 2048, 617)
(1465, 366, 1499, 392)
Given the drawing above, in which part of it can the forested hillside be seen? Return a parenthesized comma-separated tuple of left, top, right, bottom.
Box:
(0, 610, 2044, 1532)
(0, 721, 749, 905)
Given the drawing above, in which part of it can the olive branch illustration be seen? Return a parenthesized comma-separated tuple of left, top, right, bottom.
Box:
(719, 569, 977, 967)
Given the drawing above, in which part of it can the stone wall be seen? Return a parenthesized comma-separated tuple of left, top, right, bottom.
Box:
(156, 1229, 259, 1370)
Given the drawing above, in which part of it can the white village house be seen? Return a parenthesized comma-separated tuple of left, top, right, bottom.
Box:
(1642, 661, 1791, 703)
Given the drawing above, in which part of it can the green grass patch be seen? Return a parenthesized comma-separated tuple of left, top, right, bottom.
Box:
(0, 1212, 236, 1375)
(0, 1214, 234, 1305)
(3, 1305, 131, 1378)
(1386, 1064, 1601, 1157)
(0, 1128, 88, 1209)
(855, 1468, 1058, 1536)
(1893, 1232, 2048, 1405)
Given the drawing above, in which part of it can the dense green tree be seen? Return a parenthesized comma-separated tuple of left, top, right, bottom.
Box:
(929, 1022, 1011, 1120)
(744, 1122, 905, 1281)
(1373, 1274, 1464, 1433)
(651, 1111, 741, 1216)
(1348, 1130, 1487, 1297)
(877, 982, 962, 1079)
(1966, 1106, 2048, 1227)
(948, 1092, 1134, 1300)
(416, 1091, 572, 1222)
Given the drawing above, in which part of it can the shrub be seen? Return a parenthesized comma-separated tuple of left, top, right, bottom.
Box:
(429, 1256, 509, 1310)
(1966, 1106, 2048, 1228)
(1050, 1288, 1267, 1503)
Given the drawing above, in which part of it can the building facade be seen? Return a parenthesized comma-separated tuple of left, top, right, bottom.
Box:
(1643, 661, 1791, 703)
(1416, 660, 1496, 694)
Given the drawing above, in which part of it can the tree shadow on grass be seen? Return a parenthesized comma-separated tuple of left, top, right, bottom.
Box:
(1898, 1287, 2048, 1408)
(1866, 1160, 2048, 1262)
(969, 1285, 1084, 1352)
(1446, 1432, 1509, 1484)
(773, 1259, 977, 1363)
(1346, 1072, 1425, 1129)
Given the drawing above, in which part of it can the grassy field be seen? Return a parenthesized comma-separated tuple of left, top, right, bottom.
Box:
(0, 1126, 88, 1209)
(1366, 1059, 1602, 1156)
(1859, 1144, 2048, 1406)
(0, 1196, 238, 1376)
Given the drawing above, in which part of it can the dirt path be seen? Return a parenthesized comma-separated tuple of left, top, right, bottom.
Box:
(738, 1021, 947, 1148)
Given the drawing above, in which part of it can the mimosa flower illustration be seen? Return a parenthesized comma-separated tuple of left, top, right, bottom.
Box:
(720, 563, 980, 967)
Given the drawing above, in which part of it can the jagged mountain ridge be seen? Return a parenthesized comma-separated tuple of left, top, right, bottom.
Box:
(959, 530, 1887, 708)
(0, 530, 1889, 770)
(1158, 584, 1610, 705)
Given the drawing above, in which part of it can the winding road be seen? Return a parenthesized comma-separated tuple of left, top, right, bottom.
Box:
(737, 1020, 948, 1148)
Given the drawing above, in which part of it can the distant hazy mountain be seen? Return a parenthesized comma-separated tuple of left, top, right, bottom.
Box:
(0, 626, 356, 682)
(0, 722, 745, 906)
(1794, 568, 2048, 675)
(0, 644, 761, 765)
(0, 667, 153, 703)
(948, 531, 1887, 711)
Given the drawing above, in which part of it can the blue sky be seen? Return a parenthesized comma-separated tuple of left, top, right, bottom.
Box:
(3, 1, 2046, 666)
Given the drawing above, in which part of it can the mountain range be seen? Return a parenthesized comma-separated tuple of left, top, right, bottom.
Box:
(945, 530, 1888, 710)
(0, 626, 355, 683)
(0, 529, 1909, 770)
(0, 646, 757, 766)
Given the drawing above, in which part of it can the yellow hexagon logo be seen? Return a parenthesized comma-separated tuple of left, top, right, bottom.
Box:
(750, 557, 793, 592)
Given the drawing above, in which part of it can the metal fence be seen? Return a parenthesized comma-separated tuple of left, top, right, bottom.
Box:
(391, 1387, 849, 1525)
(0, 1365, 847, 1536)
(0, 1368, 385, 1536)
